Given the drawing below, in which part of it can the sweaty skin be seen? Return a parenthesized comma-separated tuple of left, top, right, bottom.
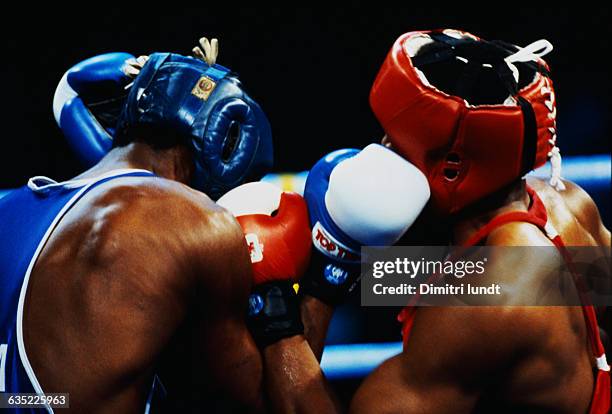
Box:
(351, 177, 610, 414)
(23, 143, 264, 413)
(280, 177, 610, 414)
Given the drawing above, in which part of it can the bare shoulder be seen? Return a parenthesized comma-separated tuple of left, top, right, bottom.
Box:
(83, 176, 240, 247)
(65, 176, 249, 292)
(528, 177, 610, 245)
(528, 177, 595, 216)
(88, 176, 229, 230)
(557, 179, 609, 235)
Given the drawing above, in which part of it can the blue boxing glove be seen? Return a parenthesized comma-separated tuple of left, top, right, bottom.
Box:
(302, 144, 431, 305)
(52, 52, 143, 167)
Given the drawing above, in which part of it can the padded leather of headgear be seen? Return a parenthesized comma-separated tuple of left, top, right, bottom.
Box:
(370, 29, 557, 214)
(116, 53, 273, 199)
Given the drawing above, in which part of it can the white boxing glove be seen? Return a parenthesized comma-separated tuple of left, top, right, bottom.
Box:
(325, 143, 430, 245)
(302, 143, 430, 304)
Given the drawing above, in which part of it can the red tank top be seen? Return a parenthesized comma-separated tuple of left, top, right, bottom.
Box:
(397, 186, 610, 413)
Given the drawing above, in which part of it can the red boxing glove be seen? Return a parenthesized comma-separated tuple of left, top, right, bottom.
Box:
(217, 182, 312, 284)
(217, 182, 311, 346)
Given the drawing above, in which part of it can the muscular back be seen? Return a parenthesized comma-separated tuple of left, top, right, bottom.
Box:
(23, 175, 260, 413)
(352, 178, 610, 414)
(481, 178, 609, 411)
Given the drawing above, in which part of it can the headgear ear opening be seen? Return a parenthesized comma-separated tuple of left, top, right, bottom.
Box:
(222, 121, 241, 162)
(116, 53, 273, 199)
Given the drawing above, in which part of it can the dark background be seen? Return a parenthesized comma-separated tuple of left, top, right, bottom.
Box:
(0, 6, 609, 342)
(0, 6, 610, 187)
(1, 6, 610, 407)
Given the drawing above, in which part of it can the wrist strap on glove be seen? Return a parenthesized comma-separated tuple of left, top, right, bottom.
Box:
(247, 281, 304, 347)
(299, 251, 361, 306)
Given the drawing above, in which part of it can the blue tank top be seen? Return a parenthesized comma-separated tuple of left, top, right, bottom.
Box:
(0, 169, 157, 413)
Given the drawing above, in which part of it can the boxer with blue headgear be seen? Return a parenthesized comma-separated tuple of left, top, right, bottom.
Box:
(54, 39, 273, 199)
(0, 38, 312, 412)
(115, 52, 273, 199)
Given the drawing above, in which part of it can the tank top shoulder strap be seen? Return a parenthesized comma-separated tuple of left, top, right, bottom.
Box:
(462, 184, 609, 374)
(26, 168, 155, 196)
(463, 186, 550, 246)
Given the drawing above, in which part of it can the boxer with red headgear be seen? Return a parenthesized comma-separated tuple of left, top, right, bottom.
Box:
(248, 30, 610, 414)
(370, 29, 561, 214)
(354, 29, 610, 413)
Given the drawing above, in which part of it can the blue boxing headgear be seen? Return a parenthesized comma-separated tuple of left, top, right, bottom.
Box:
(115, 52, 273, 199)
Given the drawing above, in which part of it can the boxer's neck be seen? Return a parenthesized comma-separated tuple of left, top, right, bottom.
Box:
(452, 180, 530, 245)
(74, 142, 194, 184)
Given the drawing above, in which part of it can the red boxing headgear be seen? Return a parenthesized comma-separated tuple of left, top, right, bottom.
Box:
(370, 29, 560, 214)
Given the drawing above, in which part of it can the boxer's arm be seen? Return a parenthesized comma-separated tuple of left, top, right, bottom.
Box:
(350, 307, 540, 413)
(264, 335, 341, 414)
(300, 294, 334, 360)
(53, 52, 137, 166)
(194, 209, 264, 411)
(216, 183, 340, 412)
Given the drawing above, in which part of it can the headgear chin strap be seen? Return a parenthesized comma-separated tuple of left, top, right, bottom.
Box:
(116, 53, 273, 199)
(370, 29, 561, 215)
